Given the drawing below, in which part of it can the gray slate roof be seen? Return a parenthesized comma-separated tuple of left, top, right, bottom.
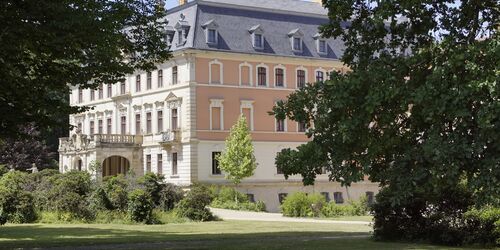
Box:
(166, 0, 345, 60)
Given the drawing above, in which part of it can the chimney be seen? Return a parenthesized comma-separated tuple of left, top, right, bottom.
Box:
(179, 0, 187, 5)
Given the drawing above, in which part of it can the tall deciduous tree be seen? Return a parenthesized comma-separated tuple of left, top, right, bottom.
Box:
(272, 0, 499, 206)
(0, 0, 171, 139)
(217, 115, 257, 202)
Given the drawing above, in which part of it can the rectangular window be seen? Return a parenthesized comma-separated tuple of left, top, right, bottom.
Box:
(146, 112, 152, 134)
(211, 107, 221, 130)
(135, 114, 141, 135)
(107, 84, 112, 98)
(106, 118, 112, 134)
(77, 122, 82, 131)
(120, 116, 126, 134)
(293, 37, 301, 51)
(298, 121, 307, 132)
(321, 192, 330, 202)
(276, 119, 285, 132)
(278, 193, 288, 204)
(212, 152, 222, 175)
(171, 108, 178, 130)
(158, 70, 163, 87)
(172, 66, 178, 85)
(98, 119, 103, 134)
(146, 72, 152, 90)
(146, 154, 151, 173)
(208, 29, 217, 43)
(366, 191, 375, 205)
(157, 154, 163, 175)
(135, 75, 141, 92)
(172, 152, 178, 175)
(275, 68, 284, 87)
(247, 194, 255, 203)
(120, 81, 126, 94)
(178, 30, 183, 44)
(254, 34, 262, 48)
(318, 40, 327, 53)
(78, 89, 83, 103)
(316, 71, 324, 82)
(333, 192, 344, 204)
(157, 110, 163, 132)
(98, 84, 103, 99)
(257, 67, 266, 86)
(89, 121, 95, 135)
(90, 89, 95, 101)
(297, 70, 306, 88)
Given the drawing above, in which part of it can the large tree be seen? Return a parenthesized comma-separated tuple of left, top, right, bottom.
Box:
(0, 0, 171, 139)
(273, 0, 499, 206)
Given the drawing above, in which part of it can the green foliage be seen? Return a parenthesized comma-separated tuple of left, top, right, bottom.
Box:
(210, 186, 266, 212)
(0, 165, 8, 177)
(103, 175, 129, 211)
(217, 115, 257, 187)
(175, 184, 214, 221)
(127, 189, 154, 224)
(138, 173, 184, 211)
(0, 171, 37, 225)
(321, 200, 369, 217)
(463, 207, 500, 246)
(0, 0, 172, 139)
(281, 192, 326, 217)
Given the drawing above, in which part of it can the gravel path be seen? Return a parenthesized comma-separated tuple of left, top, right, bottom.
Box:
(209, 207, 371, 225)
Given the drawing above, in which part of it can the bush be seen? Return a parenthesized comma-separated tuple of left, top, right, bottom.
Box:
(127, 189, 154, 224)
(175, 184, 214, 221)
(0, 171, 36, 225)
(0, 165, 8, 178)
(216, 186, 249, 203)
(103, 175, 129, 211)
(281, 192, 326, 217)
(158, 183, 184, 211)
(210, 186, 266, 212)
(45, 171, 93, 220)
(463, 207, 500, 246)
(138, 173, 184, 211)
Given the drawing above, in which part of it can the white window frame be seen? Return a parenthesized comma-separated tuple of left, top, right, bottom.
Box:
(295, 66, 308, 88)
(275, 117, 287, 132)
(252, 33, 264, 49)
(317, 39, 327, 55)
(273, 64, 287, 88)
(314, 68, 326, 82)
(255, 63, 269, 87)
(240, 100, 254, 131)
(291, 36, 303, 52)
(206, 28, 218, 45)
(209, 59, 223, 84)
(209, 99, 224, 131)
(239, 62, 253, 86)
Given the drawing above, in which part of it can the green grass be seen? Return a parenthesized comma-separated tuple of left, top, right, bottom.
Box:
(0, 221, 483, 249)
(321, 215, 374, 222)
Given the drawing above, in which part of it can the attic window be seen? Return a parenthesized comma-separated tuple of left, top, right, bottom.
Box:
(288, 28, 304, 52)
(202, 20, 219, 45)
(165, 26, 175, 46)
(314, 33, 327, 55)
(175, 20, 190, 46)
(249, 25, 264, 50)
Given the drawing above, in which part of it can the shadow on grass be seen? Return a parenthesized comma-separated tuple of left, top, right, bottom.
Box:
(0, 224, 471, 250)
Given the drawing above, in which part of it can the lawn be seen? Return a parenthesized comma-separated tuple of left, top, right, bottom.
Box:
(0, 220, 482, 249)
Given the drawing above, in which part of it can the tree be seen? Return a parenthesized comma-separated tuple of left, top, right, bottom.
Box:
(0, 125, 55, 171)
(272, 0, 498, 242)
(0, 0, 171, 140)
(217, 115, 257, 202)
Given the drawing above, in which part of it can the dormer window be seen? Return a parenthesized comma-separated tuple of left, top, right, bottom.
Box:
(314, 33, 327, 55)
(165, 26, 175, 46)
(249, 24, 264, 50)
(288, 28, 304, 52)
(175, 19, 190, 46)
(202, 20, 219, 45)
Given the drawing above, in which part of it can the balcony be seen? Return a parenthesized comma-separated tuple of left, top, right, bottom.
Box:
(93, 134, 143, 145)
(159, 129, 181, 149)
(59, 133, 143, 153)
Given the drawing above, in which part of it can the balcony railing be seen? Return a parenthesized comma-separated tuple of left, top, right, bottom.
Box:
(93, 134, 143, 145)
(160, 129, 181, 143)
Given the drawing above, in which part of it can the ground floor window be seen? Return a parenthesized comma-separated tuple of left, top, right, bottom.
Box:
(157, 154, 163, 175)
(212, 152, 221, 175)
(366, 191, 374, 205)
(278, 193, 288, 204)
(320, 192, 330, 202)
(333, 192, 344, 204)
(247, 194, 255, 203)
(146, 154, 151, 173)
(171, 152, 178, 175)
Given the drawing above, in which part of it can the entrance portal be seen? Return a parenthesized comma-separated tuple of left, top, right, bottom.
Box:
(102, 156, 130, 177)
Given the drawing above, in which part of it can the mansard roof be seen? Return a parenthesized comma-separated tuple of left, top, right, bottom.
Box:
(165, 0, 346, 60)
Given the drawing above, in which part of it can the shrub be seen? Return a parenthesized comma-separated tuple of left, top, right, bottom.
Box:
(175, 184, 214, 221)
(216, 186, 249, 203)
(158, 183, 184, 211)
(127, 189, 154, 224)
(103, 175, 129, 211)
(138, 173, 184, 211)
(281, 192, 326, 217)
(45, 171, 93, 220)
(0, 165, 8, 178)
(322, 203, 358, 217)
(210, 186, 266, 212)
(463, 207, 500, 246)
(0, 171, 36, 225)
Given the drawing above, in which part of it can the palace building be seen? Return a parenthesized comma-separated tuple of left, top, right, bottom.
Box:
(58, 0, 379, 212)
